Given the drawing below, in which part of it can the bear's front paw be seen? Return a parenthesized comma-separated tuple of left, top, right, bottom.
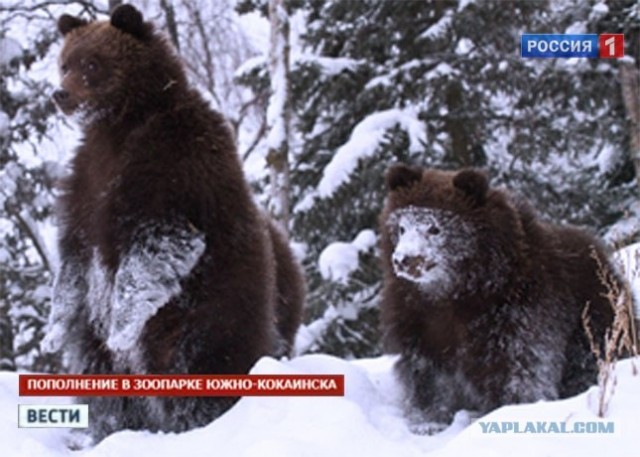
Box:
(106, 312, 144, 352)
(40, 328, 64, 353)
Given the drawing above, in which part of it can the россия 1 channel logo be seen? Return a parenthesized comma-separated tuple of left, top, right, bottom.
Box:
(521, 34, 624, 58)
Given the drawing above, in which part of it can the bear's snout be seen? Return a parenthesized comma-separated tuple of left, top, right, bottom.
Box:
(52, 88, 77, 114)
(53, 89, 69, 104)
(393, 254, 435, 279)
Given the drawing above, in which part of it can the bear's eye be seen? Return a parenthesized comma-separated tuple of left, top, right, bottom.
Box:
(61, 63, 70, 75)
(428, 226, 441, 236)
(86, 60, 99, 72)
(399, 226, 406, 236)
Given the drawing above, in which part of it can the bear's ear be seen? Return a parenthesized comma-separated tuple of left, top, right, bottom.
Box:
(58, 15, 88, 36)
(453, 169, 489, 205)
(110, 4, 147, 39)
(386, 164, 423, 191)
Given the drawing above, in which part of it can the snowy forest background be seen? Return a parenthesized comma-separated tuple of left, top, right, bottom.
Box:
(0, 0, 639, 373)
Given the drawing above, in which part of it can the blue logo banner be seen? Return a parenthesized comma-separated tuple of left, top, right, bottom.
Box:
(521, 34, 599, 58)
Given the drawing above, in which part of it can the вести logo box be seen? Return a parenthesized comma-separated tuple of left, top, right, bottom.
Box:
(599, 34, 624, 58)
(18, 404, 89, 428)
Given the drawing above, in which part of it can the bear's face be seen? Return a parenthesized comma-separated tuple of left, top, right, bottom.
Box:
(385, 205, 477, 295)
(55, 28, 113, 118)
(53, 5, 152, 122)
(382, 164, 519, 300)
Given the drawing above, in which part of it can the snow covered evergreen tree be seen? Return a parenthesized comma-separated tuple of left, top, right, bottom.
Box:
(0, 2, 88, 371)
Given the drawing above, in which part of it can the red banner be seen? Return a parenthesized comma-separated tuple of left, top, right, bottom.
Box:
(19, 374, 344, 397)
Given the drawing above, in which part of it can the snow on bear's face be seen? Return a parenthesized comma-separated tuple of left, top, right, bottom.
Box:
(386, 206, 476, 296)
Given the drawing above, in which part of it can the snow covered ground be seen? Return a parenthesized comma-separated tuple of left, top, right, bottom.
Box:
(3, 355, 639, 457)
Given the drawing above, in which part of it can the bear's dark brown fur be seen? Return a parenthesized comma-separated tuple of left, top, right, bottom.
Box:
(380, 164, 616, 425)
(269, 221, 306, 354)
(44, 4, 304, 442)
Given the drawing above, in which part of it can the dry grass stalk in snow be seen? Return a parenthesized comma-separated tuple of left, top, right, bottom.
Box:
(583, 247, 638, 417)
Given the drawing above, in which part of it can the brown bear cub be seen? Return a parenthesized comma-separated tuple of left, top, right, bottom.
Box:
(44, 4, 304, 442)
(380, 164, 616, 427)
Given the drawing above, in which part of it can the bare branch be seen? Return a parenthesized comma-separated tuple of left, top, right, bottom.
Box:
(14, 209, 53, 273)
(108, 0, 122, 13)
(159, 0, 180, 51)
(242, 113, 268, 161)
(0, 1, 106, 17)
(184, 2, 222, 107)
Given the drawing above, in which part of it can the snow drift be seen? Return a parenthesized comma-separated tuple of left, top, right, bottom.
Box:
(3, 355, 639, 457)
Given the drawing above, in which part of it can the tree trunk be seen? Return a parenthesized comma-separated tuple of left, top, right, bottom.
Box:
(619, 59, 640, 191)
(266, 0, 291, 233)
(159, 0, 181, 51)
(445, 81, 467, 166)
(0, 279, 16, 371)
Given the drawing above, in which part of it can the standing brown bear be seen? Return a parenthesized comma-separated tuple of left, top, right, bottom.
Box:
(380, 164, 616, 427)
(43, 4, 304, 442)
